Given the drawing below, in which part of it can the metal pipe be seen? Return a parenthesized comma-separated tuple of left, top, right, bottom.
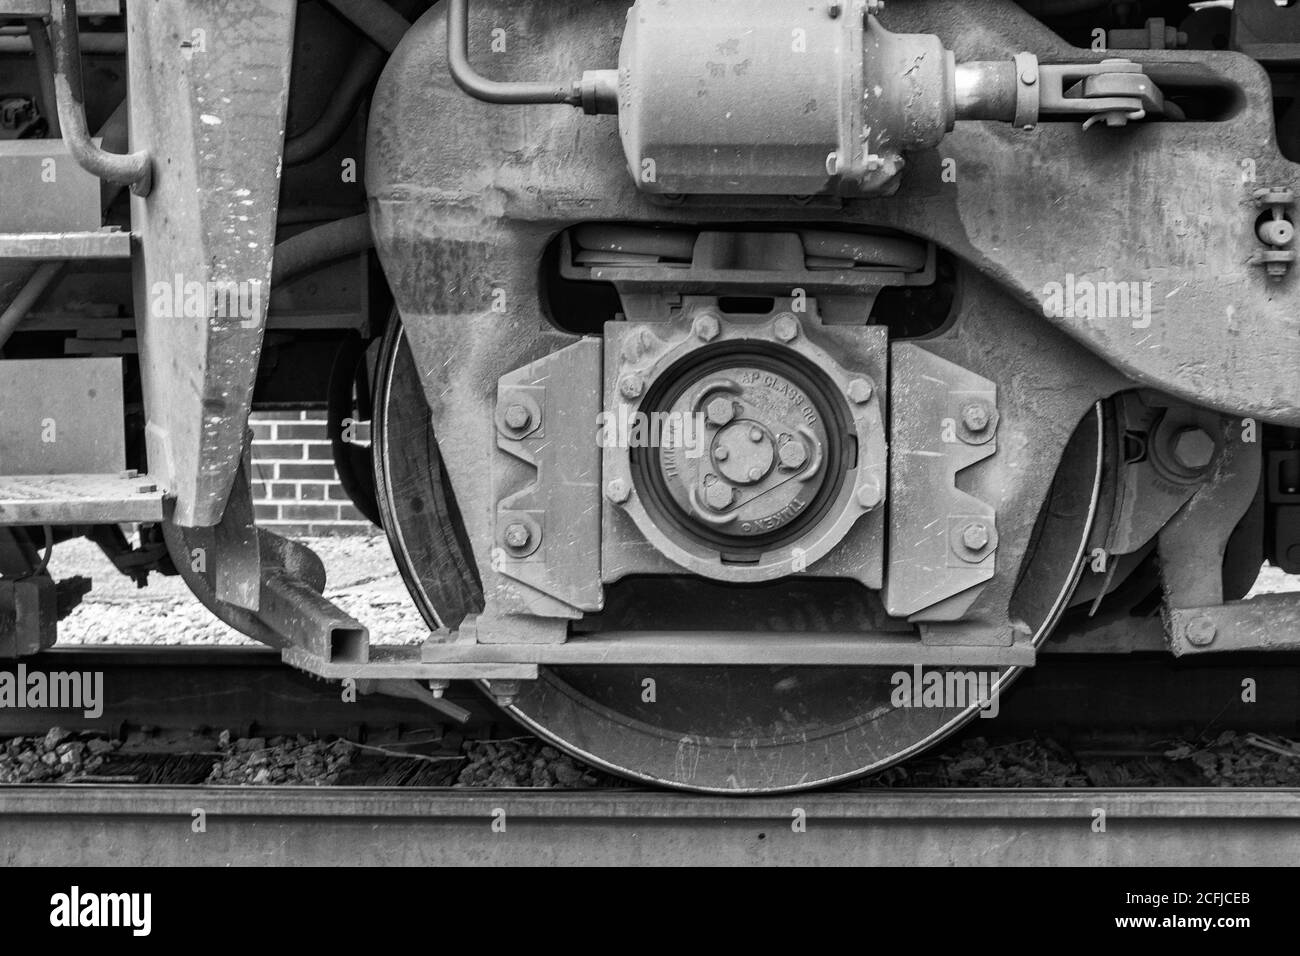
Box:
(284, 41, 387, 165)
(0, 263, 63, 353)
(23, 18, 60, 137)
(447, 0, 582, 107)
(954, 62, 1019, 122)
(47, 0, 152, 196)
(271, 214, 374, 285)
(323, 0, 409, 53)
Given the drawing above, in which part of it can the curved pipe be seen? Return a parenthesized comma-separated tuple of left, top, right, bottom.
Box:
(447, 0, 583, 106)
(284, 40, 387, 166)
(24, 18, 60, 136)
(271, 213, 374, 285)
(324, 0, 409, 53)
(47, 0, 151, 195)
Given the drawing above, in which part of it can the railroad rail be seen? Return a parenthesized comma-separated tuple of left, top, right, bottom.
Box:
(0, 786, 1296, 866)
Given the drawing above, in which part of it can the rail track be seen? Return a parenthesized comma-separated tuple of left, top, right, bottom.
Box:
(3, 785, 1298, 866)
(0, 646, 1298, 864)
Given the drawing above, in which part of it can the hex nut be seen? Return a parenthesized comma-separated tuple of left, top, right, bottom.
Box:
(961, 522, 991, 552)
(504, 523, 531, 549)
(606, 478, 631, 504)
(961, 401, 991, 433)
(503, 403, 532, 431)
(704, 479, 734, 511)
(773, 314, 799, 342)
(847, 378, 875, 404)
(693, 313, 721, 342)
(777, 438, 808, 469)
(706, 397, 736, 427)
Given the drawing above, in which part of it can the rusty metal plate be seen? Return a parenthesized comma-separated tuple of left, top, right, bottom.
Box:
(0, 230, 129, 259)
(0, 357, 124, 475)
(0, 473, 163, 524)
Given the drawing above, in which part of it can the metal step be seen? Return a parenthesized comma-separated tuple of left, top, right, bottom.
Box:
(0, 473, 165, 524)
(0, 229, 131, 260)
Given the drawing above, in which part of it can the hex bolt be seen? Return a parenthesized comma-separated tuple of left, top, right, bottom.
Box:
(961, 400, 991, 434)
(747, 467, 764, 481)
(749, 427, 764, 442)
(773, 313, 799, 342)
(1172, 427, 1217, 472)
(778, 437, 808, 469)
(856, 478, 883, 510)
(619, 374, 645, 400)
(693, 312, 721, 342)
(427, 680, 450, 699)
(706, 397, 736, 427)
(504, 523, 532, 549)
(1185, 617, 1217, 648)
(488, 680, 521, 708)
(503, 403, 532, 431)
(847, 378, 875, 404)
(961, 522, 991, 552)
(704, 478, 734, 511)
(863, 0, 884, 17)
(714, 447, 730, 461)
(605, 478, 631, 504)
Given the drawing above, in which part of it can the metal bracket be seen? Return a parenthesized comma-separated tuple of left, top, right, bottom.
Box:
(886, 346, 999, 620)
(1037, 59, 1165, 128)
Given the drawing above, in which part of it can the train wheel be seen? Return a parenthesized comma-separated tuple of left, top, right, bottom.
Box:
(374, 319, 1107, 793)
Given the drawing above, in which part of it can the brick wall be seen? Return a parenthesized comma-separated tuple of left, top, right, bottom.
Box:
(249, 411, 373, 537)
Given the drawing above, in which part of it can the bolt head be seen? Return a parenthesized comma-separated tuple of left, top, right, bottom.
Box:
(773, 314, 799, 342)
(1172, 427, 1216, 471)
(606, 478, 631, 504)
(619, 374, 645, 400)
(1185, 617, 1217, 647)
(778, 438, 809, 469)
(504, 523, 531, 549)
(693, 313, 720, 342)
(503, 403, 532, 431)
(749, 427, 764, 442)
(961, 401, 991, 433)
(705, 397, 736, 427)
(714, 447, 729, 461)
(847, 378, 875, 404)
(961, 522, 990, 552)
(704, 480, 734, 511)
(856, 477, 883, 510)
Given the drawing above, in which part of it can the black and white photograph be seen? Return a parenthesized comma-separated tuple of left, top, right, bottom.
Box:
(0, 0, 1295, 907)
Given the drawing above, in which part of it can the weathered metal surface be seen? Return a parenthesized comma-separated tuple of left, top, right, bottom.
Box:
(0, 229, 129, 259)
(603, 302, 888, 586)
(3, 787, 1299, 866)
(0, 472, 163, 524)
(1233, 0, 1300, 65)
(0, 357, 124, 475)
(128, 0, 296, 528)
(0, 575, 54, 657)
(370, 0, 1300, 427)
(1166, 593, 1300, 656)
(0, 141, 102, 233)
(886, 345, 998, 620)
(493, 338, 603, 617)
(419, 629, 1034, 667)
(285, 643, 537, 681)
(0, 0, 118, 12)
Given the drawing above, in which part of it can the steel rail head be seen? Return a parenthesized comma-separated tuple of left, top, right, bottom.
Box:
(47, 0, 152, 196)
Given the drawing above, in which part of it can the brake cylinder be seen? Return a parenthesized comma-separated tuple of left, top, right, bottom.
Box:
(616, 0, 956, 197)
